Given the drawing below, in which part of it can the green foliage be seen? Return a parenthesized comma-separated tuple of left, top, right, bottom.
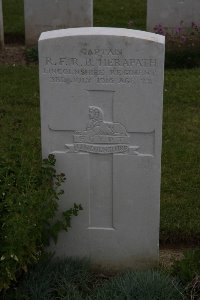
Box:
(3, 261, 185, 300)
(0, 66, 82, 289)
(26, 47, 39, 63)
(171, 250, 200, 300)
(171, 249, 200, 284)
(89, 270, 184, 300)
(0, 154, 82, 290)
(4, 257, 90, 299)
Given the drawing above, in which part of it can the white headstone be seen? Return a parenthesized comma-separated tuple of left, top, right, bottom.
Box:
(0, 0, 4, 48)
(147, 0, 200, 32)
(24, 0, 93, 46)
(39, 27, 165, 269)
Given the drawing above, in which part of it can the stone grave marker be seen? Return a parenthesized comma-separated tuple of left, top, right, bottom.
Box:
(39, 27, 165, 269)
(0, 0, 4, 48)
(24, 0, 93, 46)
(147, 0, 200, 32)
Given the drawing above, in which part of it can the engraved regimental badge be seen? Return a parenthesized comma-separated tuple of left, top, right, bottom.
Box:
(65, 106, 140, 154)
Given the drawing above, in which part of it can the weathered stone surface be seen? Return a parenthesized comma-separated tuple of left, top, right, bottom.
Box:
(39, 27, 165, 269)
(0, 0, 4, 48)
(147, 0, 200, 32)
(24, 0, 93, 46)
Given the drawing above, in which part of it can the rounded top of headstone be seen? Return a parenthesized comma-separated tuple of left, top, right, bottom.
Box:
(39, 27, 165, 44)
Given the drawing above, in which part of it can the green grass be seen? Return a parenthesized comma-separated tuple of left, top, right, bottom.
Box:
(2, 0, 24, 41)
(161, 68, 200, 245)
(94, 0, 146, 30)
(0, 66, 199, 245)
(0, 65, 40, 177)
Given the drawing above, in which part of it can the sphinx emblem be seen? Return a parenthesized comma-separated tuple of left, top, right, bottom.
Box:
(86, 106, 128, 136)
(74, 106, 130, 145)
(65, 106, 139, 154)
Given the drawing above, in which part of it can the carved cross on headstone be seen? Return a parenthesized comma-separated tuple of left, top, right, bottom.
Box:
(49, 90, 155, 229)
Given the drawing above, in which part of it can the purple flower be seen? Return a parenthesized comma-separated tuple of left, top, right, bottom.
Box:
(154, 24, 165, 35)
(175, 27, 181, 35)
(191, 21, 199, 32)
(180, 35, 186, 44)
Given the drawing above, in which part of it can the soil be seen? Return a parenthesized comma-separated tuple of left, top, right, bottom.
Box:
(160, 248, 184, 268)
(0, 45, 27, 65)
